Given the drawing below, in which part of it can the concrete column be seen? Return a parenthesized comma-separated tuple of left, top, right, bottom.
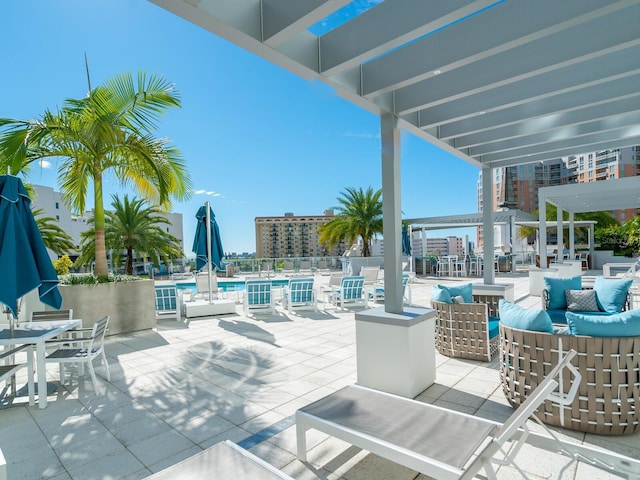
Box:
(482, 166, 495, 284)
(380, 113, 402, 314)
(539, 193, 547, 266)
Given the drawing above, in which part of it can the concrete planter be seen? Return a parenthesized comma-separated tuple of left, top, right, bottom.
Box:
(59, 279, 156, 335)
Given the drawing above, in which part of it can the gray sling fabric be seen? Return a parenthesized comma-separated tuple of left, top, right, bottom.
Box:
(145, 441, 291, 479)
(299, 385, 497, 469)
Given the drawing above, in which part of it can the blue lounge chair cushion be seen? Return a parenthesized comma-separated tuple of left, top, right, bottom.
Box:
(499, 300, 554, 333)
(488, 317, 500, 339)
(566, 309, 640, 337)
(594, 277, 633, 313)
(546, 309, 568, 324)
(543, 276, 582, 310)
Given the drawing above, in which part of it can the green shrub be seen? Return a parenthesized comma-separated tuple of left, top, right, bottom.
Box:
(53, 255, 74, 275)
(58, 274, 140, 285)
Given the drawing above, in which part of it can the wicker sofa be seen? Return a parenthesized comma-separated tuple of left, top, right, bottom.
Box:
(499, 322, 640, 435)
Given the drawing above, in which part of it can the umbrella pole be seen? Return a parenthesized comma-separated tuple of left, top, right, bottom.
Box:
(206, 201, 213, 304)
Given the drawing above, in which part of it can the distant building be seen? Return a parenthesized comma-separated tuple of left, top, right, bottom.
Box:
(254, 210, 344, 258)
(477, 146, 640, 248)
(409, 234, 463, 257)
(31, 184, 184, 265)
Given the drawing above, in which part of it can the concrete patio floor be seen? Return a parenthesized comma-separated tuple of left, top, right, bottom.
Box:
(1, 269, 639, 479)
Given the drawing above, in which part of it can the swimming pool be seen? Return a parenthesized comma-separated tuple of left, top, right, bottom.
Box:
(175, 278, 290, 293)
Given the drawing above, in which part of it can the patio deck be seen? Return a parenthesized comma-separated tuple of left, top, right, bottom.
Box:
(1, 269, 638, 479)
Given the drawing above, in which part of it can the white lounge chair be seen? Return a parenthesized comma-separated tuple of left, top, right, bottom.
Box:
(280, 259, 295, 275)
(296, 350, 640, 479)
(283, 277, 317, 313)
(243, 279, 275, 315)
(360, 266, 380, 285)
(316, 259, 331, 275)
(298, 259, 311, 274)
(195, 272, 219, 299)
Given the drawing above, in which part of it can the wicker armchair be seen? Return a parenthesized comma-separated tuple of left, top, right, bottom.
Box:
(431, 293, 501, 362)
(499, 323, 640, 435)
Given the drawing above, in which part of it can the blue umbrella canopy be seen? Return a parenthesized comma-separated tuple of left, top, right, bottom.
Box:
(0, 175, 62, 317)
(192, 204, 224, 271)
(402, 225, 412, 256)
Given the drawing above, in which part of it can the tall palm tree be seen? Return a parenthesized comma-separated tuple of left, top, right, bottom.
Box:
(33, 208, 76, 256)
(76, 194, 183, 275)
(319, 186, 383, 257)
(0, 71, 192, 275)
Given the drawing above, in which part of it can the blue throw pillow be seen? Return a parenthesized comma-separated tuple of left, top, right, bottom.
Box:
(543, 276, 582, 310)
(436, 283, 473, 303)
(566, 310, 640, 336)
(499, 299, 554, 333)
(593, 277, 633, 313)
(431, 286, 452, 303)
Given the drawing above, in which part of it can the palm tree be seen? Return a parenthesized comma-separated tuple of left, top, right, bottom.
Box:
(33, 208, 76, 256)
(319, 186, 383, 257)
(0, 71, 192, 275)
(76, 194, 183, 275)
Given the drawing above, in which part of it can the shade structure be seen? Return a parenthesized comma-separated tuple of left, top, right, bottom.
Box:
(0, 175, 62, 318)
(192, 204, 224, 272)
(402, 225, 411, 256)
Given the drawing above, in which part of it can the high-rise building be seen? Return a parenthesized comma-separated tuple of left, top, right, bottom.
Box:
(477, 146, 640, 247)
(30, 184, 184, 262)
(255, 210, 344, 258)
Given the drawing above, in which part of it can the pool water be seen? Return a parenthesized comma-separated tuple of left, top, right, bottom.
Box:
(175, 279, 290, 293)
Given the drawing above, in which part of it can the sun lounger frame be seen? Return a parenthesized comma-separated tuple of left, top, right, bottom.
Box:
(297, 350, 640, 479)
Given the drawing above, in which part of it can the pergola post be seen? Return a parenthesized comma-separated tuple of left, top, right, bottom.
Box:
(557, 205, 564, 260)
(482, 166, 495, 285)
(380, 113, 403, 314)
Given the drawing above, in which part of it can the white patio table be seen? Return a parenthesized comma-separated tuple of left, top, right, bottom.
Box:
(0, 319, 81, 409)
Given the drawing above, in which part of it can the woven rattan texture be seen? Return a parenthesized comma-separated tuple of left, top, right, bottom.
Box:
(499, 324, 640, 435)
(432, 300, 497, 362)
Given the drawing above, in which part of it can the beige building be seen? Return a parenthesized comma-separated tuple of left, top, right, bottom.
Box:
(255, 210, 344, 258)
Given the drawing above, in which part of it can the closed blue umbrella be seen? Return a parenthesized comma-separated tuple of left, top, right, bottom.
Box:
(0, 175, 62, 319)
(402, 225, 412, 256)
(192, 203, 224, 272)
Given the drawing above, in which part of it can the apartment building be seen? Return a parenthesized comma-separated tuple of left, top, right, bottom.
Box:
(254, 210, 344, 258)
(31, 184, 184, 261)
(477, 146, 640, 247)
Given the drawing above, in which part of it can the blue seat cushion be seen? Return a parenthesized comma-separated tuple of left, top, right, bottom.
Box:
(499, 300, 554, 333)
(566, 309, 640, 336)
(488, 317, 500, 339)
(547, 309, 568, 324)
(594, 277, 633, 313)
(543, 276, 582, 310)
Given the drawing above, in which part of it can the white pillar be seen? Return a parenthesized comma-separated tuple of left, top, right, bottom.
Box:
(381, 113, 403, 314)
(569, 212, 575, 259)
(539, 195, 547, 267)
(482, 166, 495, 284)
(556, 205, 563, 261)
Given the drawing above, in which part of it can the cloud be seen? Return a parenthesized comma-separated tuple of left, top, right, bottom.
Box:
(39, 160, 52, 169)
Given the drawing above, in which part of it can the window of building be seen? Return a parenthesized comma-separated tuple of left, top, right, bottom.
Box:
(55, 202, 59, 209)
(55, 215, 59, 221)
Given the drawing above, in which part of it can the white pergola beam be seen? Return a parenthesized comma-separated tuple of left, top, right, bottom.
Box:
(392, 8, 639, 114)
(361, 0, 634, 96)
(319, 0, 495, 75)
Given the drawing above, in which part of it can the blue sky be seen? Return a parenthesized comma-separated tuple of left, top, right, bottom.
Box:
(1, 0, 481, 255)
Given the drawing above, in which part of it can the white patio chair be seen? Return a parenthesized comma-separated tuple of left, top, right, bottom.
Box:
(0, 344, 34, 406)
(367, 273, 411, 304)
(328, 275, 366, 310)
(243, 279, 275, 315)
(45, 315, 110, 393)
(283, 277, 317, 313)
(195, 272, 219, 299)
(154, 285, 180, 320)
